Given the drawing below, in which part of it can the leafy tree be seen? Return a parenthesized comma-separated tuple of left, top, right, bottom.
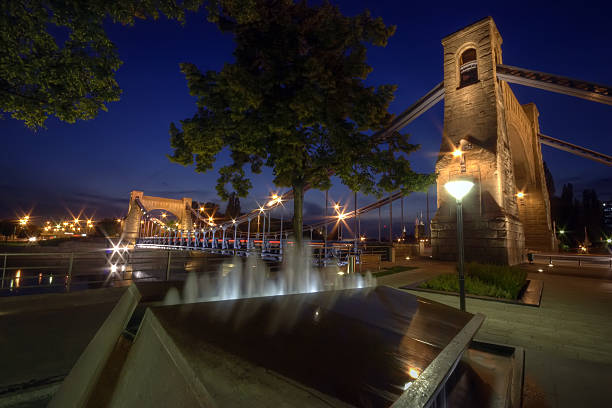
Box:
(95, 218, 122, 237)
(0, 219, 15, 237)
(169, 0, 434, 244)
(0, 0, 264, 128)
(582, 189, 604, 243)
(225, 192, 241, 219)
(543, 161, 555, 199)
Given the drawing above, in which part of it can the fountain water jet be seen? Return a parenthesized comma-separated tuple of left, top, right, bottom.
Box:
(163, 243, 376, 306)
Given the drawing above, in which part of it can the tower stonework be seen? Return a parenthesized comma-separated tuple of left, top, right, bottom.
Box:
(123, 191, 194, 243)
(431, 17, 526, 265)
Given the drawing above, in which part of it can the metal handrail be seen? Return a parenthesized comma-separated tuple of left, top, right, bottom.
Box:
(532, 253, 612, 269)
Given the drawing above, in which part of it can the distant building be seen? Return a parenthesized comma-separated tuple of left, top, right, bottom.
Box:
(604, 201, 612, 233)
(414, 214, 426, 241)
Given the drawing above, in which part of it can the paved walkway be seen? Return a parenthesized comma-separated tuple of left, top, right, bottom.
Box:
(377, 258, 612, 407)
(0, 288, 126, 392)
(2, 259, 611, 407)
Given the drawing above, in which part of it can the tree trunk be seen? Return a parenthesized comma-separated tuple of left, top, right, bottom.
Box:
(292, 183, 304, 247)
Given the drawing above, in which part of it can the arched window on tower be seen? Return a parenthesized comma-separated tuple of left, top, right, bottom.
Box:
(459, 48, 478, 87)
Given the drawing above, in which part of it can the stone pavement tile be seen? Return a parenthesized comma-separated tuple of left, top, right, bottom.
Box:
(0, 287, 126, 390)
(523, 349, 612, 408)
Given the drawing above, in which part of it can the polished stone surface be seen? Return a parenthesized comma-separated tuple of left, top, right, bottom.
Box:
(150, 286, 473, 407)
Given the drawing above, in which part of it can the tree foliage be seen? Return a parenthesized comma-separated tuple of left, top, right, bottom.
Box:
(0, 0, 227, 128)
(0, 219, 15, 237)
(225, 192, 241, 219)
(169, 0, 435, 242)
(95, 218, 122, 237)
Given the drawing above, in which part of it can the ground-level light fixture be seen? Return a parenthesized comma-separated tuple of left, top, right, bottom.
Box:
(444, 179, 475, 312)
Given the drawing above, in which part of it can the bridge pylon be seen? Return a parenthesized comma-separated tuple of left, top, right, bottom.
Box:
(431, 17, 555, 265)
(123, 191, 193, 243)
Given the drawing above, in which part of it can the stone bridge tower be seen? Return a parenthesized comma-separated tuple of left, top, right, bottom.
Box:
(123, 191, 193, 243)
(431, 17, 555, 265)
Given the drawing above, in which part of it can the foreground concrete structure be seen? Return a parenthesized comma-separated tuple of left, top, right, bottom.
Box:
(47, 283, 528, 407)
(432, 17, 556, 265)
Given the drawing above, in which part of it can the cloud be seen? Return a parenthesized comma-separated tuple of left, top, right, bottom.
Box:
(303, 200, 324, 220)
(0, 185, 126, 220)
(145, 189, 212, 199)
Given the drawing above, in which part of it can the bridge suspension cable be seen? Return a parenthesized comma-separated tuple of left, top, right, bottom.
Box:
(496, 64, 612, 106)
(538, 133, 612, 166)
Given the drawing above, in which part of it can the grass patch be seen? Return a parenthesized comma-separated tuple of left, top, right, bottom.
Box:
(372, 266, 417, 278)
(419, 262, 527, 300)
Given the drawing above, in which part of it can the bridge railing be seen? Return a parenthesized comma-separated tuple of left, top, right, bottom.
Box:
(0, 250, 146, 295)
(532, 253, 612, 269)
(135, 232, 394, 266)
(1, 249, 285, 296)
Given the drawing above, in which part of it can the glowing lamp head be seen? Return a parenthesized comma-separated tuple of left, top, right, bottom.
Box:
(606, 238, 612, 244)
(444, 180, 474, 201)
(334, 203, 340, 210)
(452, 149, 462, 157)
(559, 230, 565, 235)
(516, 191, 525, 198)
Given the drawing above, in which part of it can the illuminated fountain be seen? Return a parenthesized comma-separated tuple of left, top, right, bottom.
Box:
(163, 243, 375, 305)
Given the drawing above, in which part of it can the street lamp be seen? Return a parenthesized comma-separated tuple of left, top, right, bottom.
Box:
(444, 179, 475, 312)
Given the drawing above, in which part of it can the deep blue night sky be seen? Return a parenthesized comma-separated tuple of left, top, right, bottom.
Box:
(1, 1, 610, 232)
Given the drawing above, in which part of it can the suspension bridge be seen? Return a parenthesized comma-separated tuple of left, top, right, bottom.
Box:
(125, 17, 611, 265)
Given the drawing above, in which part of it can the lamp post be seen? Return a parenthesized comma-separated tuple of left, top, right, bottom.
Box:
(444, 180, 475, 312)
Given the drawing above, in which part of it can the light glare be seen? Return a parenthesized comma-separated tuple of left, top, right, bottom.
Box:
(444, 180, 474, 201)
